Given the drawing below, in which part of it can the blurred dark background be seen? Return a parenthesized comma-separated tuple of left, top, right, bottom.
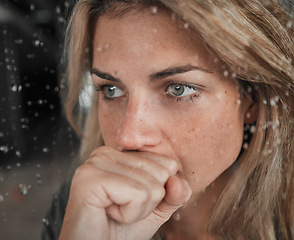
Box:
(0, 1, 79, 239)
(0, 0, 78, 164)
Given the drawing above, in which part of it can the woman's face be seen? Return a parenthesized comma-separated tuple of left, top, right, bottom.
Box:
(91, 9, 254, 195)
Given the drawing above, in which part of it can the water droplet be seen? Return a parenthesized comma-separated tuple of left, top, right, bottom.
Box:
(42, 218, 49, 226)
(37, 180, 43, 185)
(151, 6, 158, 14)
(270, 96, 279, 106)
(30, 4, 35, 11)
(243, 142, 249, 150)
(0, 132, 4, 138)
(0, 145, 9, 153)
(183, 22, 189, 29)
(246, 86, 252, 93)
(33, 39, 41, 47)
(42, 147, 49, 153)
(14, 38, 23, 45)
(15, 151, 21, 158)
(11, 85, 22, 92)
(173, 212, 181, 221)
(19, 184, 30, 195)
(249, 125, 256, 134)
(0, 195, 4, 202)
(287, 21, 293, 28)
(26, 53, 35, 59)
(37, 99, 44, 105)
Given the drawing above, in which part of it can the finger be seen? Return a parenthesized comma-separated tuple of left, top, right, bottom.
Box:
(91, 146, 179, 175)
(87, 154, 170, 186)
(118, 176, 192, 240)
(89, 147, 178, 185)
(71, 164, 166, 224)
(147, 176, 191, 227)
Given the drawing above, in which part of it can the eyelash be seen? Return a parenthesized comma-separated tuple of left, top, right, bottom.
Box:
(95, 82, 202, 103)
(165, 83, 201, 103)
(95, 84, 119, 103)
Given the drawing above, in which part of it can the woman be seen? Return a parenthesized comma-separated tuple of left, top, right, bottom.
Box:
(42, 0, 294, 239)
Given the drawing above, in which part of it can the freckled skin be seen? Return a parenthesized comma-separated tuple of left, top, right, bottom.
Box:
(91, 9, 255, 237)
(93, 10, 251, 193)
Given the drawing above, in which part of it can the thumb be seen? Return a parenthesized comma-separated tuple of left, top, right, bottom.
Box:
(153, 176, 192, 221)
(126, 176, 191, 240)
(136, 176, 191, 239)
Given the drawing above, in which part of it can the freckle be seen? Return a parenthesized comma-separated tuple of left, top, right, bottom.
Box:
(192, 171, 195, 174)
(225, 91, 227, 94)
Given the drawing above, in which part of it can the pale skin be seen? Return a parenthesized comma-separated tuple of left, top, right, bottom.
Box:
(59, 8, 257, 240)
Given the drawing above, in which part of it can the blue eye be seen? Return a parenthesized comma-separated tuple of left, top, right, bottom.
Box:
(167, 83, 199, 97)
(96, 84, 124, 101)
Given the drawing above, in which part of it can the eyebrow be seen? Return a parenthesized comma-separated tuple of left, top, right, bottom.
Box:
(90, 64, 212, 83)
(149, 65, 213, 82)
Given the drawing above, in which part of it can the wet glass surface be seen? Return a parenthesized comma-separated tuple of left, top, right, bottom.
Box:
(0, 0, 79, 239)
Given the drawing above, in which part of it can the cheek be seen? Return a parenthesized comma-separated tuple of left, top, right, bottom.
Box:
(98, 105, 120, 146)
(170, 105, 244, 191)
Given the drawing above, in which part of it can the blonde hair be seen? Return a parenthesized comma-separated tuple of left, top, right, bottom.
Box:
(62, 0, 294, 239)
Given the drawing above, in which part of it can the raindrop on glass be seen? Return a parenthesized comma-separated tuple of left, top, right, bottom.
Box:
(242, 143, 249, 150)
(151, 6, 158, 15)
(15, 151, 21, 158)
(42, 218, 49, 226)
(0, 145, 9, 153)
(19, 184, 30, 195)
(14, 38, 24, 45)
(42, 147, 49, 153)
(37, 99, 44, 105)
(173, 212, 181, 221)
(33, 39, 41, 47)
(183, 22, 189, 29)
(26, 53, 35, 59)
(30, 4, 35, 11)
(249, 125, 256, 134)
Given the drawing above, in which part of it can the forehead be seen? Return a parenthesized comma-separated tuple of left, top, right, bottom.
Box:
(93, 10, 210, 59)
(90, 8, 227, 81)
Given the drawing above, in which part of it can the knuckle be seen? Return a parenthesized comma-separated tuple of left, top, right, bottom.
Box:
(150, 184, 165, 203)
(168, 159, 178, 174)
(159, 169, 170, 183)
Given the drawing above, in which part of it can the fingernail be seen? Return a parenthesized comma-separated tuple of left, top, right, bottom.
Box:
(182, 180, 192, 203)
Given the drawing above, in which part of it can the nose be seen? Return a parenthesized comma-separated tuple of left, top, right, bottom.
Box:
(116, 98, 162, 151)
